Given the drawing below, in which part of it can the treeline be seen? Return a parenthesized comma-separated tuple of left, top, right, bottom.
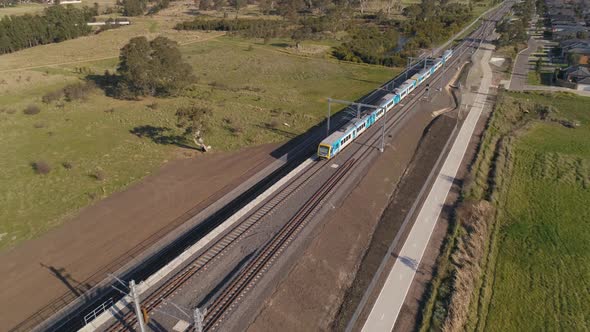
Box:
(401, 2, 473, 50)
(175, 18, 285, 32)
(0, 5, 95, 54)
(176, 5, 354, 41)
(333, 0, 475, 66)
(177, 0, 495, 68)
(495, 0, 534, 47)
(333, 26, 403, 66)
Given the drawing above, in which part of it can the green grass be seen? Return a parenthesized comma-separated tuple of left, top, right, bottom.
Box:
(527, 69, 555, 86)
(480, 92, 590, 331)
(417, 92, 590, 332)
(0, 36, 396, 250)
(527, 71, 541, 85)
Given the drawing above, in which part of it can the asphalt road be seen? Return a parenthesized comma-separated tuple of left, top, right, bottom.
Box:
(361, 21, 497, 332)
(509, 36, 541, 91)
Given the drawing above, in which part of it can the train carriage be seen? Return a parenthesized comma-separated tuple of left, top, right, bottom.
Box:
(442, 49, 453, 62)
(318, 115, 373, 159)
(318, 49, 454, 159)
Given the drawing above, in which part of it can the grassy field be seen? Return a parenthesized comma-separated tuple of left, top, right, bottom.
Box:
(0, 29, 396, 249)
(0, 16, 219, 72)
(0, 0, 490, 250)
(418, 91, 590, 332)
(482, 92, 590, 331)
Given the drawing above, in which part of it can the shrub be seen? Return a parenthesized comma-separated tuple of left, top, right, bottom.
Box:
(91, 169, 106, 181)
(42, 89, 65, 104)
(62, 161, 74, 170)
(33, 122, 46, 129)
(63, 81, 96, 101)
(23, 105, 41, 115)
(31, 161, 51, 175)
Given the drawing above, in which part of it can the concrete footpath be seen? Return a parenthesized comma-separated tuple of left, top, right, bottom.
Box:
(360, 41, 496, 332)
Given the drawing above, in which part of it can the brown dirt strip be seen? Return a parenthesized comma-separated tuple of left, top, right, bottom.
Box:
(0, 143, 276, 330)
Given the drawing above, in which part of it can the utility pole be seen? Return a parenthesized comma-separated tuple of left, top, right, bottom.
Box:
(327, 99, 331, 137)
(405, 53, 426, 80)
(326, 98, 388, 153)
(130, 280, 147, 332)
(439, 59, 447, 91)
(194, 307, 207, 332)
(380, 106, 387, 153)
(356, 103, 361, 119)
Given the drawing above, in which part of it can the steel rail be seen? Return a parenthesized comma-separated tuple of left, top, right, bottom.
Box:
(99, 7, 506, 331)
(197, 10, 507, 331)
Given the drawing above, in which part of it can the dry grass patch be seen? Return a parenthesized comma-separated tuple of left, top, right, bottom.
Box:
(0, 17, 221, 72)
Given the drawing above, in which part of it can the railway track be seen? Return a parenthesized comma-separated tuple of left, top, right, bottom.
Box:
(195, 8, 508, 331)
(97, 5, 508, 331)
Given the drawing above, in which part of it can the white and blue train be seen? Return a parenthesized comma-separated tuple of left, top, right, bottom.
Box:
(317, 49, 453, 159)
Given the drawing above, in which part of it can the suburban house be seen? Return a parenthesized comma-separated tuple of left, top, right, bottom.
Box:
(558, 65, 590, 91)
(559, 38, 590, 64)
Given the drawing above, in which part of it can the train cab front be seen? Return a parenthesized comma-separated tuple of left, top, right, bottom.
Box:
(318, 144, 332, 159)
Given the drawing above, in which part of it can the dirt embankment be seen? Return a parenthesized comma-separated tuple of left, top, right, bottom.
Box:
(0, 143, 277, 330)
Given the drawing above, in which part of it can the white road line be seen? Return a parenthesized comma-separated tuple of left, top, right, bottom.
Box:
(361, 40, 494, 332)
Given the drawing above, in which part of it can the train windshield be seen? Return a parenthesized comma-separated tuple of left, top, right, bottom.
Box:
(318, 145, 330, 158)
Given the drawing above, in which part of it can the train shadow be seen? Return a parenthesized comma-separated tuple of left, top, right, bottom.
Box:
(198, 251, 256, 308)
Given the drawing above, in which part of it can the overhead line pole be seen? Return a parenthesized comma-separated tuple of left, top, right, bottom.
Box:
(326, 98, 387, 152)
(129, 280, 147, 332)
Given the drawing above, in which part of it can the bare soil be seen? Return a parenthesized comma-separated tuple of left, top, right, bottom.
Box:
(0, 144, 277, 330)
(247, 89, 456, 332)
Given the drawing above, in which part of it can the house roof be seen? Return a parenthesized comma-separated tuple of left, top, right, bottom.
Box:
(560, 38, 590, 47)
(563, 65, 590, 78)
(567, 47, 590, 54)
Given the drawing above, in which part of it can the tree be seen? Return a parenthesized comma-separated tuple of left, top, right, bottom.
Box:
(149, 36, 195, 94)
(117, 36, 152, 96)
(291, 26, 311, 49)
(175, 106, 212, 151)
(259, 0, 274, 14)
(122, 0, 146, 16)
(0, 5, 93, 55)
(277, 0, 304, 21)
(199, 0, 212, 10)
(229, 0, 246, 17)
(535, 57, 542, 74)
(116, 36, 196, 97)
(212, 0, 225, 10)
